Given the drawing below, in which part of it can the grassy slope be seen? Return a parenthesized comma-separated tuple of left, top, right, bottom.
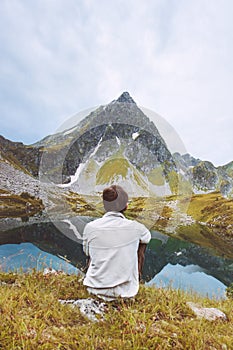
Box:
(148, 167, 165, 186)
(96, 157, 148, 192)
(187, 192, 233, 237)
(96, 158, 129, 184)
(0, 271, 232, 350)
(0, 190, 44, 219)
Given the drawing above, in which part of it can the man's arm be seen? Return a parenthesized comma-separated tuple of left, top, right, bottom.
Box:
(83, 257, 91, 273)
(82, 225, 91, 273)
(137, 243, 147, 281)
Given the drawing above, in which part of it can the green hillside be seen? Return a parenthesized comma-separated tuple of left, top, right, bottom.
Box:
(96, 157, 148, 192)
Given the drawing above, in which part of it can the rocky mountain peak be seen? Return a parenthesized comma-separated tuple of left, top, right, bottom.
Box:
(115, 91, 136, 104)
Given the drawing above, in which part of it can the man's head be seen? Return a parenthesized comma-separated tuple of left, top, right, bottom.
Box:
(103, 185, 128, 212)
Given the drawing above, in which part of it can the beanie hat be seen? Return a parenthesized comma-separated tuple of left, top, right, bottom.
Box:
(103, 185, 128, 212)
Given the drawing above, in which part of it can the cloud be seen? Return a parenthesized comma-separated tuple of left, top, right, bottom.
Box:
(0, 0, 233, 165)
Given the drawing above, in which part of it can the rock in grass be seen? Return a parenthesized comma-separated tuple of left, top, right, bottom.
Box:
(187, 302, 227, 321)
(59, 298, 106, 322)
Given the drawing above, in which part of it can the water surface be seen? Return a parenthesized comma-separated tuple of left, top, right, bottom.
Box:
(0, 218, 232, 299)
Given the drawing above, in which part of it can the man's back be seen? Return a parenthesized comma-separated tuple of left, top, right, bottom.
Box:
(83, 211, 151, 299)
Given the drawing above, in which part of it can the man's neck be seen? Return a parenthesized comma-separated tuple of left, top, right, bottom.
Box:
(104, 211, 125, 218)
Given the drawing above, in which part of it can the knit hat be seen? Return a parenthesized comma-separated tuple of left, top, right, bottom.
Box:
(103, 185, 128, 212)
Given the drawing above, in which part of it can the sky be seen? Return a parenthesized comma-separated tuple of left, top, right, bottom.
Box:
(0, 0, 233, 166)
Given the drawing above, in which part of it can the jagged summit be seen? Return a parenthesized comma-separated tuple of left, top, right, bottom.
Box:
(115, 91, 136, 104)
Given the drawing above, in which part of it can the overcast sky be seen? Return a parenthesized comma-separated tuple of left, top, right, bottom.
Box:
(1, 0, 233, 166)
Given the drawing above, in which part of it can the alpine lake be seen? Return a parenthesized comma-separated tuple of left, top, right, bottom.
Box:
(0, 199, 233, 301)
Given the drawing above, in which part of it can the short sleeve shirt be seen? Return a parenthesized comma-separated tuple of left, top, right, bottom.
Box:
(83, 211, 151, 298)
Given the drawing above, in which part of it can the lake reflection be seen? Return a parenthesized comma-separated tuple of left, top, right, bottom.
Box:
(0, 242, 80, 275)
(0, 218, 232, 299)
(147, 263, 227, 299)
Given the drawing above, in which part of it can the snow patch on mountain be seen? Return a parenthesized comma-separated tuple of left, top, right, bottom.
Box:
(116, 137, 121, 146)
(60, 138, 103, 189)
(132, 132, 140, 140)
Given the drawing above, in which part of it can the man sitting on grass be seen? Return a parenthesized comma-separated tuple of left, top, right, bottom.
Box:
(83, 185, 151, 300)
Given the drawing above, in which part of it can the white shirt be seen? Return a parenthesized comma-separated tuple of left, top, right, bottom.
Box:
(83, 212, 151, 299)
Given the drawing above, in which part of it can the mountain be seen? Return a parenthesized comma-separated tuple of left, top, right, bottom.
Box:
(33, 92, 179, 196)
(1, 91, 233, 247)
(0, 92, 233, 199)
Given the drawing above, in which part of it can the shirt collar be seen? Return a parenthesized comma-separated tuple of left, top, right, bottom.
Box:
(103, 211, 125, 219)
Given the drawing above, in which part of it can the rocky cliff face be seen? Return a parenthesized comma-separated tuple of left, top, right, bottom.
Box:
(0, 135, 41, 177)
(173, 153, 233, 197)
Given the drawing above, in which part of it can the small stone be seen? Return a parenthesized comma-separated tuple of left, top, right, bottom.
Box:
(187, 302, 227, 321)
(43, 267, 57, 275)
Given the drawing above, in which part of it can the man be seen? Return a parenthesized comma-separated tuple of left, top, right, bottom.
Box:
(82, 185, 151, 300)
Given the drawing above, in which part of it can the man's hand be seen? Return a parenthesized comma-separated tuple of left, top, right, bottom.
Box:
(137, 243, 147, 281)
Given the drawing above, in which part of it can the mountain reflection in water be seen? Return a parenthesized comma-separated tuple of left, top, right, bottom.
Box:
(0, 242, 80, 275)
(0, 218, 232, 299)
(147, 264, 226, 299)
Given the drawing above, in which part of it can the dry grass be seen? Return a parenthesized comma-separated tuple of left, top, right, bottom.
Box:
(0, 271, 232, 349)
(0, 191, 44, 219)
(187, 192, 233, 237)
